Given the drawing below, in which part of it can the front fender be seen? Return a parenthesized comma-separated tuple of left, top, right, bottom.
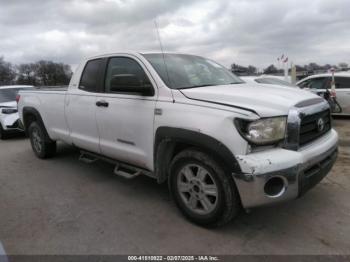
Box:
(154, 126, 242, 183)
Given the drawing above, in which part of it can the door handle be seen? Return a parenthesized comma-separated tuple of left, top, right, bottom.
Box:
(96, 100, 109, 107)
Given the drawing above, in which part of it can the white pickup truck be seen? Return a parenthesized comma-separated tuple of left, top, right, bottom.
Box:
(18, 52, 338, 226)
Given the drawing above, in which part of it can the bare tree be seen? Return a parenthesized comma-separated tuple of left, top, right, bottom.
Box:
(0, 56, 16, 85)
(17, 60, 72, 86)
(17, 63, 38, 85)
(263, 64, 278, 74)
(338, 62, 348, 69)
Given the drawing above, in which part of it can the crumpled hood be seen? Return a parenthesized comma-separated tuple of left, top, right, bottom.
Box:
(180, 83, 320, 117)
(0, 101, 17, 108)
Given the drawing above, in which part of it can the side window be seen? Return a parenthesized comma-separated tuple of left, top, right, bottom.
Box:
(104, 57, 153, 95)
(335, 77, 350, 89)
(79, 59, 103, 92)
(298, 79, 311, 89)
(309, 78, 326, 89)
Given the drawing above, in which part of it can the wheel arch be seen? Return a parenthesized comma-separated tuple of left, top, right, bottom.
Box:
(154, 127, 241, 184)
(22, 107, 51, 141)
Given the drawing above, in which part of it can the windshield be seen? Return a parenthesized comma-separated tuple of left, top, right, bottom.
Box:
(255, 78, 295, 87)
(143, 53, 244, 89)
(0, 88, 24, 103)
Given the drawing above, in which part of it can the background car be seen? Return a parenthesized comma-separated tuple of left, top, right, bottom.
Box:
(241, 75, 296, 87)
(0, 85, 33, 139)
(297, 72, 350, 115)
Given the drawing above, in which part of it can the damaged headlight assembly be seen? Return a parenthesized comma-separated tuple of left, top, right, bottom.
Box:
(235, 116, 287, 145)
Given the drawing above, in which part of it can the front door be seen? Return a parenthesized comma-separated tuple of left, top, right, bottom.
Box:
(95, 56, 157, 170)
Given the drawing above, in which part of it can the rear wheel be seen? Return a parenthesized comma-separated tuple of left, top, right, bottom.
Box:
(169, 149, 240, 227)
(28, 122, 56, 159)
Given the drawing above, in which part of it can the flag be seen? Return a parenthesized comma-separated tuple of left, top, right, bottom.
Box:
(283, 57, 288, 63)
(281, 54, 284, 60)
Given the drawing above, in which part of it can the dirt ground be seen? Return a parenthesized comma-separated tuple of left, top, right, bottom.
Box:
(0, 119, 349, 255)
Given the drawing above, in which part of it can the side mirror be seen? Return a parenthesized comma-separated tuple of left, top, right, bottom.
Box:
(109, 74, 153, 95)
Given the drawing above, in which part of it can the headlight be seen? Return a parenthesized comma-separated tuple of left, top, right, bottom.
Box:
(235, 116, 287, 145)
(1, 108, 18, 114)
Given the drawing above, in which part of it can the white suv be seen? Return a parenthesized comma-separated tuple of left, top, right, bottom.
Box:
(0, 85, 33, 139)
(297, 72, 350, 115)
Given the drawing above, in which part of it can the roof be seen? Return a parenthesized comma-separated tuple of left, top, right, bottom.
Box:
(87, 51, 202, 60)
(305, 72, 350, 79)
(0, 85, 33, 89)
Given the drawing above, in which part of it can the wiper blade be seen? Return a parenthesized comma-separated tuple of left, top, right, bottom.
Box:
(229, 82, 244, 84)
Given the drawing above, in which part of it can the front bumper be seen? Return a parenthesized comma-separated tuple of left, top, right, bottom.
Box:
(234, 129, 338, 208)
(1, 113, 24, 133)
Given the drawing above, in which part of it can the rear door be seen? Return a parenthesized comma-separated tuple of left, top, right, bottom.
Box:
(65, 58, 103, 153)
(334, 77, 350, 114)
(95, 56, 157, 170)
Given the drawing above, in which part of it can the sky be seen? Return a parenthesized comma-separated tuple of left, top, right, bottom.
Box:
(0, 0, 349, 70)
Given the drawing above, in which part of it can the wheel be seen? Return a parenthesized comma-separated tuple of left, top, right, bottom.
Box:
(169, 149, 240, 227)
(0, 124, 7, 140)
(28, 122, 56, 159)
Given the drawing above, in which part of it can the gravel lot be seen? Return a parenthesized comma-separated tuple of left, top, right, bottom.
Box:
(0, 120, 349, 255)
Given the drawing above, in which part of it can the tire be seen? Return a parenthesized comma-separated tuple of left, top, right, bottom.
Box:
(169, 149, 241, 227)
(0, 124, 7, 140)
(28, 121, 56, 159)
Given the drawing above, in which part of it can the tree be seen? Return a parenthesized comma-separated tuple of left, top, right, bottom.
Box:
(263, 64, 278, 74)
(247, 65, 257, 75)
(338, 62, 348, 69)
(306, 63, 321, 71)
(231, 63, 248, 75)
(17, 63, 38, 85)
(35, 60, 72, 86)
(295, 65, 306, 72)
(231, 64, 257, 75)
(17, 60, 72, 86)
(0, 56, 16, 85)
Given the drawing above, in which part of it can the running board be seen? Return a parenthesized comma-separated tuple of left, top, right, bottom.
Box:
(113, 163, 142, 179)
(79, 150, 153, 179)
(79, 152, 98, 164)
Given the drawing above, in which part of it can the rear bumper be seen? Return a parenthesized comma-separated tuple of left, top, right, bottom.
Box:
(234, 129, 338, 208)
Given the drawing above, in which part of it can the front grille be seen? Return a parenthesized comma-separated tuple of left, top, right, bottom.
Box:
(299, 109, 331, 146)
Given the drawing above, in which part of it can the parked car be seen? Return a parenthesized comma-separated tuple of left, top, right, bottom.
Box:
(241, 75, 296, 87)
(297, 72, 350, 115)
(18, 52, 338, 226)
(0, 85, 33, 139)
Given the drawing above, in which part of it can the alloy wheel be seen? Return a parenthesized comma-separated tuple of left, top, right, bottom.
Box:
(177, 164, 219, 215)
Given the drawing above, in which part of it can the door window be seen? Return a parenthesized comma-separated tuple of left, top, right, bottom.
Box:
(298, 79, 311, 89)
(335, 77, 350, 89)
(308, 77, 327, 89)
(104, 57, 153, 95)
(79, 59, 103, 92)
